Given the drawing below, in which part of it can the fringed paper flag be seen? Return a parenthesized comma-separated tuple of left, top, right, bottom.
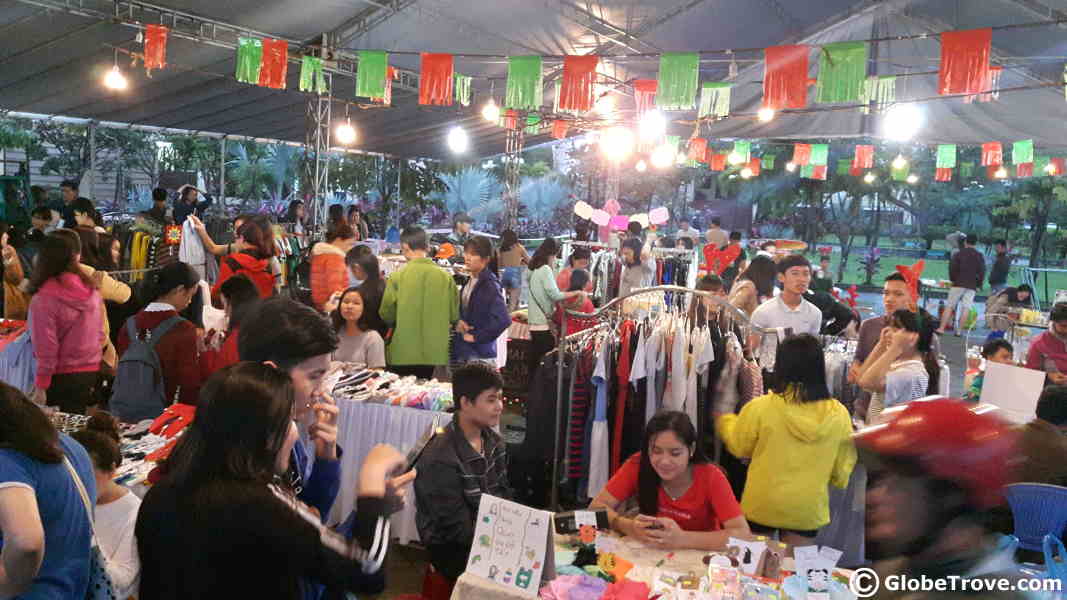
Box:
(258, 39, 288, 89)
(371, 66, 396, 105)
(454, 73, 472, 106)
(981, 142, 1003, 166)
(419, 53, 454, 106)
(698, 82, 731, 119)
(936, 144, 957, 169)
(793, 143, 812, 166)
(505, 56, 543, 110)
(936, 168, 953, 182)
(837, 159, 852, 176)
(809, 143, 829, 166)
(860, 75, 896, 114)
(853, 144, 874, 169)
(939, 28, 992, 96)
(850, 165, 864, 177)
(687, 138, 708, 162)
(1013, 139, 1034, 165)
(734, 141, 752, 163)
(1017, 163, 1034, 178)
(816, 42, 868, 103)
(960, 162, 975, 178)
(811, 165, 828, 180)
(746, 158, 761, 177)
(710, 154, 727, 171)
(965, 65, 1002, 103)
(551, 120, 569, 139)
(299, 56, 327, 94)
(895, 260, 925, 303)
(666, 135, 680, 151)
(144, 24, 169, 74)
(235, 37, 263, 84)
(1035, 155, 1051, 175)
(657, 52, 699, 110)
(1051, 158, 1066, 176)
(500, 109, 519, 130)
(762, 154, 776, 170)
(356, 50, 389, 98)
(525, 114, 542, 135)
(633, 79, 658, 114)
(763, 45, 809, 110)
(559, 55, 598, 112)
(801, 164, 815, 178)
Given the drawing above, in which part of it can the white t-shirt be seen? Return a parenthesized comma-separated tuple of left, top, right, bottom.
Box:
(867, 359, 929, 424)
(750, 295, 823, 371)
(96, 490, 141, 600)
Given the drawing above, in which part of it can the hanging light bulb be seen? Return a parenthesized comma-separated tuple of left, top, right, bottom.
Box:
(635, 159, 648, 173)
(651, 143, 676, 169)
(906, 173, 919, 184)
(334, 119, 357, 145)
(447, 126, 469, 153)
(892, 154, 909, 170)
(785, 162, 797, 172)
(863, 172, 877, 184)
(727, 152, 744, 165)
(995, 166, 1008, 179)
(103, 65, 128, 90)
(481, 98, 501, 123)
(599, 126, 635, 162)
(1045, 163, 1057, 175)
(882, 104, 924, 142)
(639, 110, 666, 141)
(740, 167, 754, 179)
(757, 107, 776, 122)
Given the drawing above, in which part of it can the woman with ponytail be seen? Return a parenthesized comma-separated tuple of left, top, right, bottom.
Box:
(116, 262, 204, 406)
(857, 308, 941, 424)
(27, 230, 104, 413)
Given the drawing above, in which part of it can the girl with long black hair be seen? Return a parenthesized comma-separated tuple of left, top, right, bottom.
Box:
(857, 308, 941, 424)
(590, 411, 749, 550)
(728, 254, 777, 316)
(525, 237, 585, 376)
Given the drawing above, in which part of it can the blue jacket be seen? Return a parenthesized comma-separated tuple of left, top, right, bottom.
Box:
(452, 270, 511, 361)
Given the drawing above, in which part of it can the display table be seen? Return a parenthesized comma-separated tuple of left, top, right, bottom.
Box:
(329, 400, 452, 544)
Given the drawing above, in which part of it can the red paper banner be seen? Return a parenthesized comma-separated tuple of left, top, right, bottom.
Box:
(811, 165, 828, 180)
(939, 28, 991, 96)
(371, 66, 396, 105)
(1017, 163, 1034, 178)
(935, 167, 953, 182)
(849, 166, 863, 177)
(710, 154, 727, 171)
(551, 119, 569, 140)
(419, 53, 454, 105)
(144, 24, 169, 73)
(502, 110, 518, 130)
(633, 79, 658, 114)
(258, 39, 289, 89)
(852, 145, 874, 169)
(559, 55, 599, 112)
(793, 143, 812, 166)
(747, 158, 762, 177)
(763, 45, 809, 110)
(981, 142, 1002, 166)
(687, 138, 707, 162)
(1051, 158, 1066, 176)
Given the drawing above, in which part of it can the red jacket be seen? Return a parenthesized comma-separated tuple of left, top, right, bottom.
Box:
(212, 252, 275, 304)
(116, 309, 202, 406)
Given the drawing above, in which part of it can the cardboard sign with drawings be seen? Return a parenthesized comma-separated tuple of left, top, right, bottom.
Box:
(466, 494, 555, 597)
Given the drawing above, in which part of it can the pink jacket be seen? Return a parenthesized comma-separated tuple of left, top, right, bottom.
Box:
(29, 272, 104, 390)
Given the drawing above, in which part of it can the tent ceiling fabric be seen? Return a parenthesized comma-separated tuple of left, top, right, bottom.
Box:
(2, 0, 1067, 157)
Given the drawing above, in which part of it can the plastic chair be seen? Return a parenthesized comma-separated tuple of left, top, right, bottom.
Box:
(1004, 483, 1067, 552)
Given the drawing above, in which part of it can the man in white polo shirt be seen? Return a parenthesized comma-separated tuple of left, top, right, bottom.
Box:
(749, 254, 822, 376)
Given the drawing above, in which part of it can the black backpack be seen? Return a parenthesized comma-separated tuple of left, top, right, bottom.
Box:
(110, 316, 182, 423)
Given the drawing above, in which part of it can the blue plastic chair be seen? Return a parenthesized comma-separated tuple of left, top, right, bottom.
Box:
(1004, 483, 1067, 552)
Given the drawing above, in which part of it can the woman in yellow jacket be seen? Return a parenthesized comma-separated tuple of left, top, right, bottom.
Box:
(714, 333, 856, 548)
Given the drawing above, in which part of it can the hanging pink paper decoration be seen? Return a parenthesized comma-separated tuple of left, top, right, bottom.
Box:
(573, 201, 594, 219)
(609, 215, 630, 231)
(590, 209, 611, 226)
(649, 207, 670, 225)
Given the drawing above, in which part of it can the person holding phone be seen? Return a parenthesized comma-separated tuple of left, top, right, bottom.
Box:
(589, 411, 750, 550)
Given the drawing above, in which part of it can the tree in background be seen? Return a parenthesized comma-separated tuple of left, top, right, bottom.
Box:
(333, 155, 446, 235)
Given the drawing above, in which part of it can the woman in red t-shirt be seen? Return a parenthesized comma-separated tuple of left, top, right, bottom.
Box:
(590, 411, 750, 550)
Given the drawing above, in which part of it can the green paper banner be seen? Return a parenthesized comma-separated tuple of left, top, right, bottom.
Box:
(1013, 139, 1034, 165)
(860, 75, 896, 114)
(666, 135, 681, 151)
(892, 165, 910, 181)
(816, 42, 869, 103)
(454, 73, 472, 106)
(836, 159, 851, 175)
(505, 56, 543, 110)
(960, 162, 975, 178)
(801, 164, 815, 178)
(235, 37, 263, 84)
(762, 154, 776, 170)
(298, 56, 327, 93)
(698, 82, 731, 118)
(936, 144, 957, 169)
(356, 50, 388, 98)
(810, 144, 829, 166)
(1035, 155, 1051, 174)
(525, 114, 542, 135)
(734, 141, 751, 163)
(657, 52, 699, 110)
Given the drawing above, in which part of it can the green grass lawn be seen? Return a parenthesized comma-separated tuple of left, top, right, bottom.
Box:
(825, 256, 1067, 298)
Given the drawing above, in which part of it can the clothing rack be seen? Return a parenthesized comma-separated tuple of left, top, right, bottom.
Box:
(650, 247, 700, 289)
(547, 285, 774, 510)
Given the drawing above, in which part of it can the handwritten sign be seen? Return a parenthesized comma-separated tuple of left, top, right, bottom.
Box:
(466, 494, 554, 597)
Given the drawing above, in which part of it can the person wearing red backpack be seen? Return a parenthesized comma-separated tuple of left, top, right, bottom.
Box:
(116, 263, 203, 409)
(212, 215, 277, 303)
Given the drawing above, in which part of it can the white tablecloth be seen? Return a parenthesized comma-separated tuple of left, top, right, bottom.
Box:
(329, 401, 452, 545)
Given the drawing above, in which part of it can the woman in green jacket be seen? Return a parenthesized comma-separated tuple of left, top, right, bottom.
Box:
(525, 237, 585, 377)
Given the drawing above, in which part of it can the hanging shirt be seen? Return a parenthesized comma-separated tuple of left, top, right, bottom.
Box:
(686, 326, 716, 425)
(630, 325, 647, 387)
(588, 340, 611, 497)
(612, 321, 636, 474)
(644, 325, 663, 424)
(666, 320, 688, 412)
